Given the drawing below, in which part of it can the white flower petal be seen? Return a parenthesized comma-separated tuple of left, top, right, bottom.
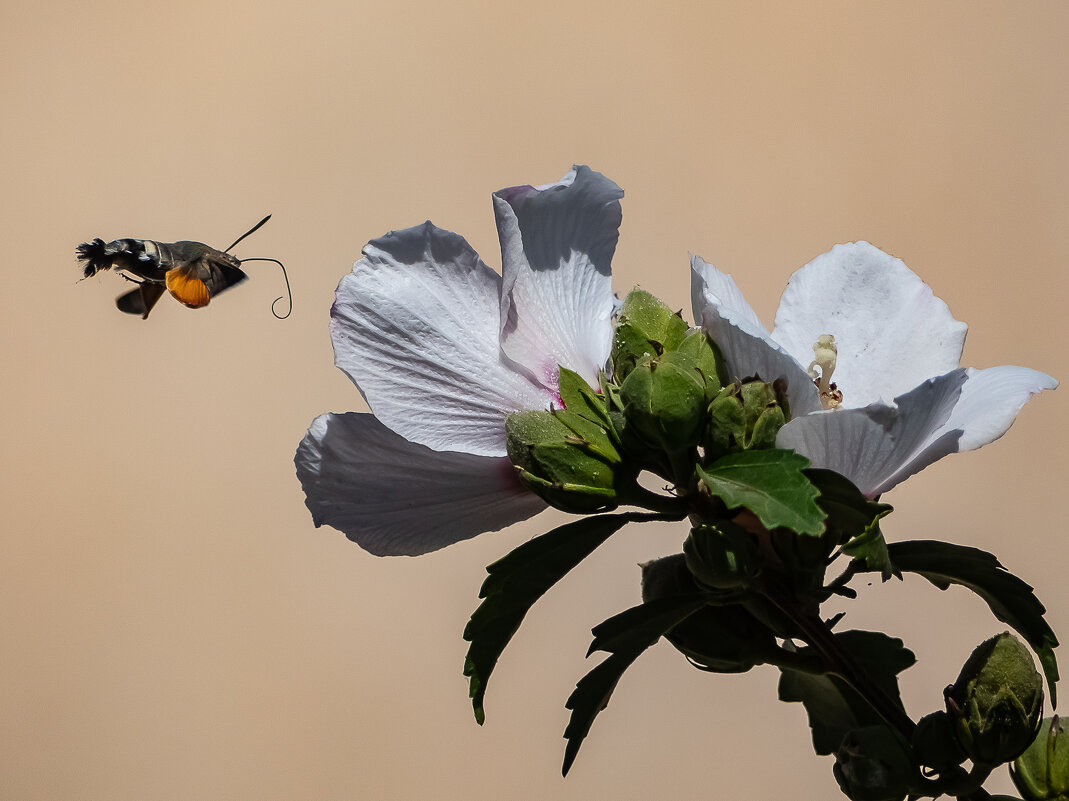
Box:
(331, 222, 551, 458)
(771, 242, 968, 407)
(494, 165, 620, 392)
(776, 370, 968, 497)
(935, 365, 1057, 452)
(701, 305, 823, 416)
(296, 413, 548, 556)
(689, 255, 768, 333)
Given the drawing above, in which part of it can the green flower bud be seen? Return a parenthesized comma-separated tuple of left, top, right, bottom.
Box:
(1011, 717, 1069, 801)
(946, 632, 1044, 766)
(505, 408, 625, 514)
(911, 711, 966, 773)
(833, 726, 915, 801)
(618, 349, 707, 456)
(640, 554, 775, 672)
(704, 378, 788, 461)
(672, 329, 727, 401)
(683, 521, 760, 591)
(610, 289, 689, 380)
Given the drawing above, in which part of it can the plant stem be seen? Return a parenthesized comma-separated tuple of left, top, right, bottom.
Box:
(762, 583, 917, 740)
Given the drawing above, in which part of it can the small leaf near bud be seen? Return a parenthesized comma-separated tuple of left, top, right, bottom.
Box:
(946, 632, 1044, 766)
(1011, 716, 1069, 801)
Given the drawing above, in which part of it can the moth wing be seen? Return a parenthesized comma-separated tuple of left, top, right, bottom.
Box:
(165, 255, 248, 308)
(116, 282, 166, 319)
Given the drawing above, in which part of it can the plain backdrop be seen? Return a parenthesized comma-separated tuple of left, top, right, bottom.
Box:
(2, 2, 1067, 799)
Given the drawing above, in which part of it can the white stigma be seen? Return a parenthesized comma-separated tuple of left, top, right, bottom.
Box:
(807, 334, 843, 409)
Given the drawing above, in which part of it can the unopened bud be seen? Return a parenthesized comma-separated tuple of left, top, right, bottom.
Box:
(833, 726, 915, 801)
(704, 378, 788, 461)
(1011, 717, 1069, 801)
(640, 554, 774, 672)
(683, 522, 760, 591)
(618, 350, 707, 455)
(505, 408, 624, 513)
(911, 711, 966, 773)
(610, 289, 689, 380)
(946, 632, 1044, 766)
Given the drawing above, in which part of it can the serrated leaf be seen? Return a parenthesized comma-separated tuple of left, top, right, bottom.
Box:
(562, 650, 642, 776)
(778, 630, 916, 755)
(587, 596, 709, 656)
(698, 449, 825, 535)
(884, 540, 1060, 708)
(562, 597, 705, 775)
(463, 512, 678, 724)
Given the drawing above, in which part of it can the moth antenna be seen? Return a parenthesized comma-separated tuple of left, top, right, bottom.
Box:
(224, 214, 272, 253)
(239, 257, 292, 319)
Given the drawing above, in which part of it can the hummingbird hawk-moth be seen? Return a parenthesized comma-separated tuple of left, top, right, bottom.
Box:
(77, 214, 290, 319)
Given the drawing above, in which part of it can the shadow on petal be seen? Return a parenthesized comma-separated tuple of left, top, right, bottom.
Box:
(295, 413, 548, 556)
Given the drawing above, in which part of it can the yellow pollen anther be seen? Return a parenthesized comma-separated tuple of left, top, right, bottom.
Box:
(807, 334, 842, 409)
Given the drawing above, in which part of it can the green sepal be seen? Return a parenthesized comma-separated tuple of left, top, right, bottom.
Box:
(697, 449, 825, 536)
(610, 289, 689, 379)
(562, 595, 707, 775)
(778, 630, 916, 755)
(881, 541, 1059, 708)
(463, 512, 674, 725)
(673, 329, 727, 401)
(558, 366, 617, 437)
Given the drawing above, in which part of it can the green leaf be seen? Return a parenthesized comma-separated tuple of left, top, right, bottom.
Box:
(698, 449, 825, 535)
(562, 597, 705, 775)
(587, 596, 709, 656)
(562, 650, 643, 776)
(805, 468, 894, 546)
(841, 521, 897, 582)
(778, 630, 916, 755)
(462, 512, 677, 724)
(884, 540, 1060, 708)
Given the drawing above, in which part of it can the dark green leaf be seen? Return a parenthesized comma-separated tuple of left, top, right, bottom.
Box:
(587, 596, 709, 656)
(463, 512, 677, 724)
(805, 468, 894, 546)
(562, 596, 704, 775)
(698, 449, 825, 535)
(562, 650, 643, 776)
(778, 630, 915, 755)
(884, 540, 1059, 708)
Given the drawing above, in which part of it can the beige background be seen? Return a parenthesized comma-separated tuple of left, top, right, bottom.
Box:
(2, 2, 1067, 799)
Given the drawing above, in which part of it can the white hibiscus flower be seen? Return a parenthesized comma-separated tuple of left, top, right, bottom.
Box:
(295, 166, 623, 556)
(691, 243, 1056, 497)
